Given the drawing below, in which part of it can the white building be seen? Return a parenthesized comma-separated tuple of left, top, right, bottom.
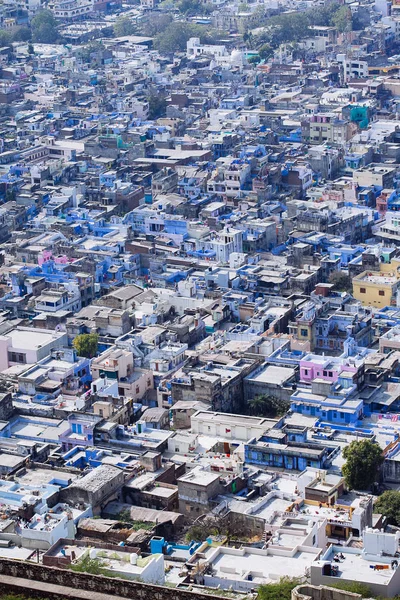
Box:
(0, 327, 67, 370)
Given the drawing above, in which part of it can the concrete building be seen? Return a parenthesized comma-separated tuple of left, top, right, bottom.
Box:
(177, 467, 222, 516)
(60, 465, 124, 512)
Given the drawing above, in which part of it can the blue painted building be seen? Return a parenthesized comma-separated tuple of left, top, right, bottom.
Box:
(244, 434, 337, 470)
(290, 379, 363, 426)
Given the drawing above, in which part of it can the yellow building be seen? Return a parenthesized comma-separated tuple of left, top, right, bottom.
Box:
(353, 270, 400, 308)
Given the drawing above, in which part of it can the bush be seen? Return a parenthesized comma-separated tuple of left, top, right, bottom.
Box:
(331, 581, 372, 597)
(257, 577, 302, 600)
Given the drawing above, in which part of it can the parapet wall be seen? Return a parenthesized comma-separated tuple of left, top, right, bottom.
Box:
(0, 557, 227, 600)
(292, 584, 362, 600)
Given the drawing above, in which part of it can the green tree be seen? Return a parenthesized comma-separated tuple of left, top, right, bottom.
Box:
(258, 43, 273, 60)
(154, 21, 196, 53)
(254, 12, 311, 49)
(375, 490, 400, 526)
(329, 271, 352, 293)
(248, 394, 290, 418)
(186, 514, 251, 543)
(250, 3, 352, 50)
(331, 5, 352, 33)
(12, 27, 31, 42)
(72, 333, 99, 358)
(113, 15, 135, 37)
(0, 30, 12, 47)
(31, 10, 59, 44)
(142, 13, 173, 37)
(147, 89, 167, 119)
(342, 440, 384, 491)
(77, 40, 104, 63)
(258, 577, 302, 600)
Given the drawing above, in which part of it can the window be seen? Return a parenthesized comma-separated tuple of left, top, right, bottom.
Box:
(8, 352, 26, 364)
(360, 287, 366, 293)
(323, 370, 327, 376)
(304, 369, 308, 376)
(379, 290, 385, 296)
(328, 371, 333, 377)
(301, 328, 308, 337)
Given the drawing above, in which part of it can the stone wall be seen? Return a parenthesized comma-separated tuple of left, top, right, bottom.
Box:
(292, 584, 362, 600)
(0, 557, 228, 600)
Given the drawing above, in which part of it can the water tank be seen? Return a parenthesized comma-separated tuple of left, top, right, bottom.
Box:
(89, 549, 97, 559)
(130, 553, 138, 565)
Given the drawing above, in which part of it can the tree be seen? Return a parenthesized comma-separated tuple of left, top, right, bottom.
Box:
(342, 440, 384, 491)
(254, 12, 311, 49)
(258, 43, 273, 61)
(186, 513, 251, 543)
(331, 5, 352, 33)
(0, 30, 12, 47)
(77, 40, 105, 63)
(375, 490, 400, 526)
(147, 90, 167, 119)
(154, 21, 196, 54)
(31, 10, 59, 44)
(73, 333, 99, 358)
(12, 27, 31, 42)
(248, 394, 290, 418)
(142, 13, 173, 37)
(329, 271, 352, 293)
(177, 0, 213, 15)
(250, 2, 352, 50)
(258, 577, 302, 600)
(113, 15, 135, 37)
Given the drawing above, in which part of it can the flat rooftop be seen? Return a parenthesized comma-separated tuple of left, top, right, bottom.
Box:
(246, 365, 296, 385)
(315, 547, 397, 586)
(178, 467, 220, 486)
(207, 546, 320, 584)
(2, 327, 66, 351)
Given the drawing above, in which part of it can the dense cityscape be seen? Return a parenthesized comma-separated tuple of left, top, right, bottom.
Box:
(2, 0, 400, 599)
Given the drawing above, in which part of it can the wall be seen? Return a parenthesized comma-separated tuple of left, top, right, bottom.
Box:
(0, 558, 229, 600)
(292, 584, 361, 600)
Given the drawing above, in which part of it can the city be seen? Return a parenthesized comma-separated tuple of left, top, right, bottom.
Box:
(1, 0, 400, 599)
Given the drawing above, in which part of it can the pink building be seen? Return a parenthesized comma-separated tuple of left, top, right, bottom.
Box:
(299, 353, 358, 384)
